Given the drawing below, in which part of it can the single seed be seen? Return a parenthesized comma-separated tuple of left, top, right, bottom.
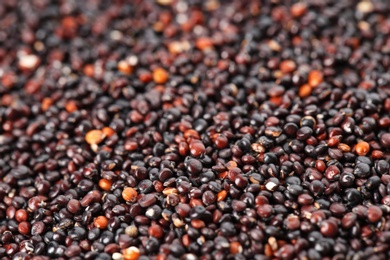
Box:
(99, 179, 113, 191)
(320, 220, 338, 237)
(94, 216, 109, 229)
(291, 2, 307, 17)
(279, 60, 296, 73)
(125, 225, 138, 238)
(85, 130, 105, 145)
(308, 70, 323, 87)
(355, 141, 370, 156)
(299, 84, 312, 98)
(118, 60, 133, 74)
(148, 224, 164, 238)
(217, 190, 227, 201)
(195, 37, 213, 50)
(18, 221, 31, 235)
(367, 206, 382, 223)
(65, 100, 78, 113)
(122, 246, 140, 260)
(42, 97, 53, 112)
(230, 241, 243, 254)
(15, 209, 28, 222)
(122, 187, 138, 202)
(153, 67, 169, 84)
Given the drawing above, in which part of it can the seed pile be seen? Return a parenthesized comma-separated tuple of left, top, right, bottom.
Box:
(0, 0, 390, 259)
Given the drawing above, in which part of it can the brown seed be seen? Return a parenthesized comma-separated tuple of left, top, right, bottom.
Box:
(124, 141, 139, 151)
(367, 206, 382, 223)
(15, 209, 28, 222)
(125, 225, 138, 238)
(315, 160, 326, 172)
(372, 150, 384, 159)
(230, 241, 243, 254)
(83, 64, 94, 77)
(182, 234, 190, 247)
(67, 199, 81, 214)
(329, 203, 346, 217)
(341, 212, 357, 229)
(42, 97, 53, 112)
(320, 220, 338, 237)
(18, 221, 31, 235)
(279, 60, 296, 73)
(310, 210, 326, 223)
(297, 194, 314, 205)
(102, 127, 115, 137)
(122, 246, 140, 260)
(338, 143, 351, 152)
(94, 216, 109, 229)
(290, 2, 307, 17)
(308, 70, 323, 87)
(257, 204, 273, 218)
(153, 67, 169, 84)
(380, 133, 390, 148)
(264, 244, 273, 256)
(162, 187, 178, 196)
(214, 134, 229, 149)
(195, 37, 213, 50)
(18, 54, 40, 70)
(168, 40, 190, 54)
(276, 244, 295, 260)
(99, 179, 113, 191)
(217, 190, 227, 201)
(85, 129, 105, 145)
(138, 194, 156, 207)
(122, 187, 138, 202)
(284, 215, 300, 230)
(184, 129, 198, 141)
(299, 84, 312, 98)
(355, 141, 370, 156)
(226, 161, 238, 170)
(65, 100, 78, 113)
(191, 219, 205, 229)
(118, 60, 133, 74)
(148, 224, 164, 238)
(189, 140, 205, 157)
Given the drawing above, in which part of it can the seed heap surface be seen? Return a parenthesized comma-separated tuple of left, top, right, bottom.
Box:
(0, 0, 390, 259)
